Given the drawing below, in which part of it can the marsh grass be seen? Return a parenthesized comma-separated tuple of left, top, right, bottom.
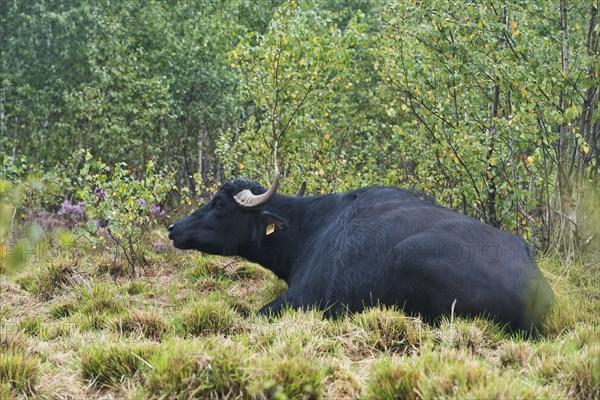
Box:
(435, 317, 507, 353)
(17, 256, 83, 300)
(175, 297, 241, 337)
(19, 315, 43, 337)
(114, 309, 168, 340)
(251, 354, 327, 399)
(1, 241, 598, 399)
(365, 349, 560, 399)
(0, 350, 39, 397)
(81, 343, 155, 388)
(346, 306, 425, 355)
(142, 340, 252, 399)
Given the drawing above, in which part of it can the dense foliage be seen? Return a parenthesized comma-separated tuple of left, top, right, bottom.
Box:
(1, 0, 598, 251)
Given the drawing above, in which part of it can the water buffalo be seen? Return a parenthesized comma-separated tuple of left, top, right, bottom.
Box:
(168, 173, 554, 331)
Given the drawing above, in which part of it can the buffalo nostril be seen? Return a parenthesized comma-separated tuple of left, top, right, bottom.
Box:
(168, 224, 175, 233)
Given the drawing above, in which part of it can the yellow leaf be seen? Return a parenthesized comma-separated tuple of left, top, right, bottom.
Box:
(490, 158, 496, 166)
(239, 163, 245, 170)
(313, 36, 319, 43)
(582, 145, 590, 154)
(325, 132, 330, 141)
(527, 156, 535, 164)
(401, 104, 407, 111)
(511, 21, 518, 29)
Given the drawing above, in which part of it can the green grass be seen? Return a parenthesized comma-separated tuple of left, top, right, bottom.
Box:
(0, 350, 39, 397)
(81, 343, 155, 388)
(175, 296, 241, 337)
(1, 238, 598, 399)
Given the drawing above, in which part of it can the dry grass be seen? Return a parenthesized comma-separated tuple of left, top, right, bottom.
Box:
(0, 239, 598, 399)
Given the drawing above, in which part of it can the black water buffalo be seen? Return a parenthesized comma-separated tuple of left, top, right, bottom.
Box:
(168, 173, 554, 331)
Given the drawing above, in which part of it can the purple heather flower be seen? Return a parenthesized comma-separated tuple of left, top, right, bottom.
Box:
(153, 241, 164, 252)
(149, 204, 167, 220)
(93, 186, 106, 201)
(57, 198, 86, 225)
(137, 199, 148, 208)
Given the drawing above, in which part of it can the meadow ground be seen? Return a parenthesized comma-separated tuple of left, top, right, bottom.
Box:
(0, 232, 598, 399)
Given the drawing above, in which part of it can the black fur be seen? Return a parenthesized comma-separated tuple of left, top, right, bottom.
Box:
(169, 179, 554, 331)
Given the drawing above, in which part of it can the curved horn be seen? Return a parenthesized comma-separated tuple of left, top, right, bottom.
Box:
(234, 172, 281, 209)
(295, 181, 306, 197)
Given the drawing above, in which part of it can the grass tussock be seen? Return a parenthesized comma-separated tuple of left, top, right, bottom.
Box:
(0, 330, 28, 353)
(114, 309, 168, 340)
(342, 306, 425, 357)
(19, 315, 43, 337)
(81, 343, 155, 388)
(17, 256, 84, 300)
(558, 344, 600, 399)
(250, 354, 326, 399)
(175, 297, 240, 337)
(142, 341, 252, 399)
(125, 280, 147, 295)
(364, 356, 421, 400)
(49, 300, 78, 319)
(0, 350, 39, 397)
(68, 282, 127, 330)
(366, 349, 558, 399)
(435, 317, 506, 353)
(248, 309, 338, 358)
(498, 340, 533, 368)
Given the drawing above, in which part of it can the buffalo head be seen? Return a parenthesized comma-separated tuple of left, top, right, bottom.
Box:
(168, 173, 294, 255)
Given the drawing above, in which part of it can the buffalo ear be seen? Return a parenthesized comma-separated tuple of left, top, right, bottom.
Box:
(259, 211, 288, 235)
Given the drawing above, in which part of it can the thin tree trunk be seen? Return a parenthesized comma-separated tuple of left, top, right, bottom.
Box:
(579, 3, 598, 176)
(197, 127, 204, 191)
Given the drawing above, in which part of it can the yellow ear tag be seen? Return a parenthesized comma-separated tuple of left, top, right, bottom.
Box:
(266, 223, 276, 236)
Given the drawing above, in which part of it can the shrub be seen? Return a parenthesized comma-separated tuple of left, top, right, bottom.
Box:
(78, 150, 172, 275)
